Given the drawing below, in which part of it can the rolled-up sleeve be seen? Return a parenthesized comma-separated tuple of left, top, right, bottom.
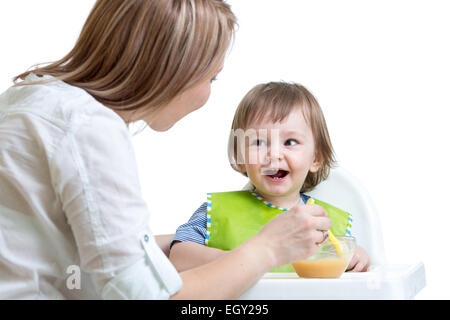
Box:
(102, 234, 182, 299)
(49, 108, 182, 299)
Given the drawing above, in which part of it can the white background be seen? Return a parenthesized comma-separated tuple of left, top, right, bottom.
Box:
(1, 0, 449, 299)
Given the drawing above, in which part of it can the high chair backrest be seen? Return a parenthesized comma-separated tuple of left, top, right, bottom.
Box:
(305, 166, 387, 265)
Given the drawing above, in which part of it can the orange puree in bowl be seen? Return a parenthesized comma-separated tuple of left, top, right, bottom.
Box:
(292, 256, 350, 278)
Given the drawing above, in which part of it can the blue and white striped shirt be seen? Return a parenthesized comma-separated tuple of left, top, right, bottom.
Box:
(171, 202, 208, 248)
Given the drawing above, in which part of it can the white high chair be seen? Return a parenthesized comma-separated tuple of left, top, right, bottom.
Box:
(239, 166, 426, 300)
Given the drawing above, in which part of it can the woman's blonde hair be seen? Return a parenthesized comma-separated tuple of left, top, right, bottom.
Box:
(228, 82, 336, 193)
(14, 0, 236, 124)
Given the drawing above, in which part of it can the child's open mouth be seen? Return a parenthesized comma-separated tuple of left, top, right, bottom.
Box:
(265, 169, 289, 182)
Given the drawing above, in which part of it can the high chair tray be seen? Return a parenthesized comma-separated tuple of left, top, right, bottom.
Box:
(238, 262, 425, 300)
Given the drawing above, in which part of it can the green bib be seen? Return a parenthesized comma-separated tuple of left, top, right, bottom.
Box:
(205, 190, 352, 273)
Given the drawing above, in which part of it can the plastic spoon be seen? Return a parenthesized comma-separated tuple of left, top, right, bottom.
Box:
(261, 168, 278, 175)
(306, 198, 342, 256)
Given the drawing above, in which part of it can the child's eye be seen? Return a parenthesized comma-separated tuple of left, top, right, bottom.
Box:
(251, 139, 267, 147)
(285, 139, 299, 146)
(211, 76, 218, 83)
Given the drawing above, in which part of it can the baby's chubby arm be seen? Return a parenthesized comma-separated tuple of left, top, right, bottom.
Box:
(170, 241, 226, 272)
(154, 234, 175, 258)
(346, 245, 370, 272)
(169, 202, 227, 271)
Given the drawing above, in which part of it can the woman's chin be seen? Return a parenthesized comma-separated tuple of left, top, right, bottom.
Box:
(147, 121, 175, 132)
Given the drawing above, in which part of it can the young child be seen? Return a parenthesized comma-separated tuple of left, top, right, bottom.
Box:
(169, 82, 370, 273)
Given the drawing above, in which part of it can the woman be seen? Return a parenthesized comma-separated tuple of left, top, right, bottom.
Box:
(0, 0, 331, 299)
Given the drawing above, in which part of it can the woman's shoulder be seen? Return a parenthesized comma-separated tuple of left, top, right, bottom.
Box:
(1, 73, 124, 131)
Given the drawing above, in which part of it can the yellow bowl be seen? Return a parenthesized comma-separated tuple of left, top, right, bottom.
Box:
(291, 236, 356, 278)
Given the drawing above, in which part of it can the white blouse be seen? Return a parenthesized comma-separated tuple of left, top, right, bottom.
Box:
(0, 74, 182, 299)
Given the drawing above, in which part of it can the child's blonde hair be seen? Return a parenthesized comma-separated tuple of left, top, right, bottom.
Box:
(13, 0, 237, 124)
(228, 82, 336, 193)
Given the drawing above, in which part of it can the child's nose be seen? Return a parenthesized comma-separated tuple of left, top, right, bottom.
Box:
(266, 146, 284, 162)
(268, 153, 284, 161)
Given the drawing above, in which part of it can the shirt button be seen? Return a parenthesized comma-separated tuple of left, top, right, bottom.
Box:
(144, 234, 149, 242)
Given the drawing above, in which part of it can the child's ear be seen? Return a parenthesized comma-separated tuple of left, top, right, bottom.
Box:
(309, 156, 322, 173)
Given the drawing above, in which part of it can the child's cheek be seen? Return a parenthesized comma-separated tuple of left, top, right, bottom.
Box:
(246, 164, 260, 178)
(245, 147, 265, 166)
(287, 153, 311, 176)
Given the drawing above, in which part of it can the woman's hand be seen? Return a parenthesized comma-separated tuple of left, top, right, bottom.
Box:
(346, 246, 370, 272)
(250, 203, 332, 269)
(172, 204, 331, 300)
